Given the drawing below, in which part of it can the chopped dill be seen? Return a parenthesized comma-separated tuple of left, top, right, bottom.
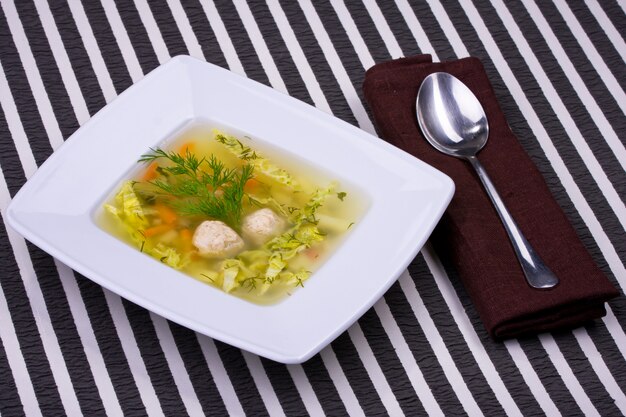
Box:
(138, 148, 254, 229)
(140, 241, 145, 252)
(347, 222, 355, 230)
(337, 192, 347, 201)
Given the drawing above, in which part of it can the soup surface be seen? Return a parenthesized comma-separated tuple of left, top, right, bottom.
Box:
(99, 124, 366, 304)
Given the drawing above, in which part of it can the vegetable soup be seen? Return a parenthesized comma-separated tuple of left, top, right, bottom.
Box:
(98, 125, 366, 304)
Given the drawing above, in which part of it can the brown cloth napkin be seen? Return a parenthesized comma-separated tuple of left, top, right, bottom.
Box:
(362, 55, 620, 339)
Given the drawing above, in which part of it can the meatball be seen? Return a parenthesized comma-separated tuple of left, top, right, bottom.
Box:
(242, 208, 285, 245)
(192, 220, 244, 258)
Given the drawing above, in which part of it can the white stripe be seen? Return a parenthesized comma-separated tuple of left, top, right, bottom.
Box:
(242, 352, 286, 417)
(197, 336, 247, 417)
(572, 328, 626, 414)
(361, 0, 403, 58)
(0, 64, 38, 178)
(328, 1, 375, 69)
(29, 0, 90, 125)
(150, 315, 205, 417)
(264, 0, 332, 114)
(584, 0, 626, 61)
(64, 0, 118, 103)
(0, 168, 42, 417)
(163, 0, 205, 60)
(424, 0, 626, 289)
(397, 271, 484, 417)
(539, 334, 600, 416)
(346, 326, 404, 416)
(372, 299, 444, 416)
(0, 186, 82, 417)
(503, 339, 561, 416)
(98, 0, 144, 82)
(2, 0, 64, 149)
(103, 292, 164, 417)
(285, 365, 326, 417)
(525, 0, 626, 163)
(295, 0, 376, 131)
(232, 1, 288, 93)
(551, 0, 626, 116)
(197, 0, 246, 75)
(319, 348, 365, 417)
(54, 261, 125, 417)
(396, 0, 468, 57)
(132, 0, 170, 64)
(419, 250, 523, 417)
(490, 0, 626, 230)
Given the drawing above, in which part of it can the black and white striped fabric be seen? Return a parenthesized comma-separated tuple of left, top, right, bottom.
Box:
(0, 0, 624, 415)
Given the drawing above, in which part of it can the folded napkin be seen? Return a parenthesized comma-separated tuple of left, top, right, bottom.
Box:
(362, 55, 620, 339)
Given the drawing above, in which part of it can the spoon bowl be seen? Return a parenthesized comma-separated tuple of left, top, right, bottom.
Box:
(416, 72, 558, 289)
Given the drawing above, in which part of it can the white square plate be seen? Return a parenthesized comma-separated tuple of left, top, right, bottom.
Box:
(7, 56, 453, 363)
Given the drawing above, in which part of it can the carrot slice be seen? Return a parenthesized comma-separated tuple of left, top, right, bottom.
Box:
(180, 228, 193, 252)
(155, 204, 177, 224)
(178, 142, 195, 154)
(143, 224, 172, 238)
(244, 178, 261, 192)
(141, 162, 158, 181)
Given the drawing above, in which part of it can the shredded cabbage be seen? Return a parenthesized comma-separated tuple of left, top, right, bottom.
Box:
(105, 181, 188, 269)
(214, 131, 300, 190)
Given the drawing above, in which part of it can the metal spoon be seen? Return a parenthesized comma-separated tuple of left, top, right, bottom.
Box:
(416, 72, 558, 289)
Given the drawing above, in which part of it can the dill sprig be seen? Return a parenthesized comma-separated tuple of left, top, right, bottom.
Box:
(138, 147, 254, 229)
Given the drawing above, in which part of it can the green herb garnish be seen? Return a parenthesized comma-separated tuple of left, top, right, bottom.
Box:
(138, 148, 254, 229)
(337, 192, 347, 201)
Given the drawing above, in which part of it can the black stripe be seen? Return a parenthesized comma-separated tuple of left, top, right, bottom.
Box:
(0, 5, 55, 167)
(178, 0, 229, 69)
(122, 300, 189, 416)
(400, 0, 457, 61)
(0, 107, 27, 198)
(552, 331, 623, 416)
(214, 341, 270, 417)
(410, 256, 546, 416)
(309, 0, 376, 115)
(301, 354, 350, 416)
(586, 320, 626, 391)
(260, 359, 309, 417)
(13, 0, 79, 140)
(47, 0, 106, 116)
(371, 0, 421, 56)
(0, 218, 65, 416)
(113, 0, 160, 73)
(532, 0, 626, 165)
(518, 337, 584, 416)
(168, 323, 229, 416)
(596, 0, 626, 38)
(146, 0, 189, 57)
(0, 337, 25, 417)
(342, 0, 391, 63)
(504, 0, 626, 201)
(74, 274, 148, 417)
(566, 0, 626, 88)
(25, 242, 106, 416)
(80, 0, 134, 93)
(246, 1, 314, 105)
(328, 331, 390, 417)
(277, 0, 358, 126)
(212, 0, 270, 86)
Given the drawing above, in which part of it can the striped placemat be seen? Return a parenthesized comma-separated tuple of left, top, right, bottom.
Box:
(0, 0, 624, 416)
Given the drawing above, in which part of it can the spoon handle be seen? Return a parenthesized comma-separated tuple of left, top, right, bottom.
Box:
(466, 156, 559, 289)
